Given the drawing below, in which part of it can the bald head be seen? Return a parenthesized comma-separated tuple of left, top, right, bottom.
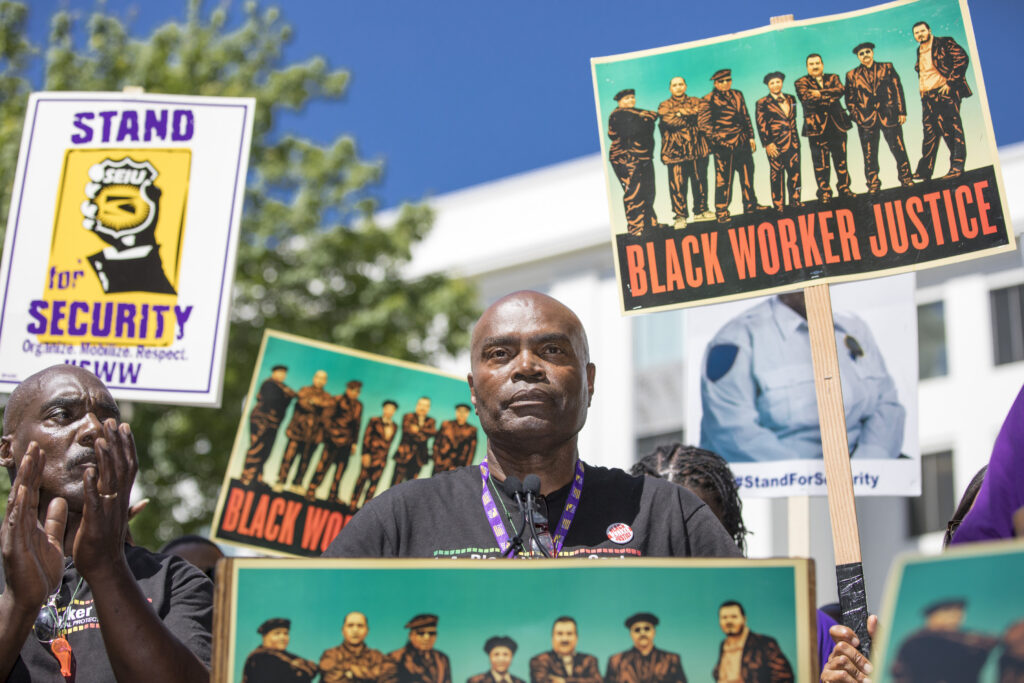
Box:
(3, 365, 115, 436)
(1, 364, 120, 507)
(468, 291, 595, 452)
(471, 291, 590, 365)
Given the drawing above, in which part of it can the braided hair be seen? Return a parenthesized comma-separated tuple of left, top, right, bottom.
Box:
(631, 443, 749, 555)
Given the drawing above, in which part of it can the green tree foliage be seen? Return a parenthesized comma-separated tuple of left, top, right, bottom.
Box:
(0, 1, 479, 547)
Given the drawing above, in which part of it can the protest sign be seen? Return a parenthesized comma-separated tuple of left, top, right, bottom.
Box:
(873, 540, 1024, 682)
(213, 558, 816, 683)
(211, 330, 484, 557)
(0, 91, 254, 405)
(685, 274, 920, 498)
(591, 0, 1013, 314)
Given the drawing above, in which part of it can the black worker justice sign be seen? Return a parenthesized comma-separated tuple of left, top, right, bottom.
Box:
(591, 0, 1014, 313)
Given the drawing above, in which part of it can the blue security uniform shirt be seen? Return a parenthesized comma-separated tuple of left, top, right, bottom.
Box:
(699, 296, 905, 461)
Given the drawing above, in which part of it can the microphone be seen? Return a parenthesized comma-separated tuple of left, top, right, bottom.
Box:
(500, 476, 527, 557)
(522, 475, 551, 558)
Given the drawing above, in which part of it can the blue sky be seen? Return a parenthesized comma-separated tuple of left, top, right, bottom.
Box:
(25, 0, 1023, 209)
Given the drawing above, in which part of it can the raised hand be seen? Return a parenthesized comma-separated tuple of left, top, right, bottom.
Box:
(1, 443, 68, 611)
(73, 420, 137, 580)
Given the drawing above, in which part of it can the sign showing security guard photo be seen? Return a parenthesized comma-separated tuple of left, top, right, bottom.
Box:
(0, 92, 254, 405)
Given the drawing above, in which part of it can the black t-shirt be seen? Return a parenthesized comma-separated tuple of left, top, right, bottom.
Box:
(1, 545, 213, 682)
(323, 462, 742, 559)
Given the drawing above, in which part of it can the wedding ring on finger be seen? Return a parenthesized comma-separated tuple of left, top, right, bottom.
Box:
(98, 492, 118, 499)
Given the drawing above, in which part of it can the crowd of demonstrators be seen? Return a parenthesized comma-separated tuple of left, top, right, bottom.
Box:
(631, 443, 836, 678)
(5, 291, 1023, 681)
(822, 384, 1024, 682)
(0, 365, 211, 681)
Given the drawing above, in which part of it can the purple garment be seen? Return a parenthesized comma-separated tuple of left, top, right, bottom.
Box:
(817, 609, 839, 676)
(952, 384, 1024, 544)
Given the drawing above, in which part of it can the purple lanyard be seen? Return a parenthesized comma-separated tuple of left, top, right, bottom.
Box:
(479, 459, 584, 557)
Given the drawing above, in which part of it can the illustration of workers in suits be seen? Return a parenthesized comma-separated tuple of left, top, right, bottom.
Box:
(275, 369, 332, 493)
(467, 637, 525, 683)
(755, 72, 802, 212)
(608, 88, 662, 237)
(242, 618, 318, 683)
(241, 364, 296, 486)
(306, 379, 364, 502)
(699, 69, 768, 224)
(390, 397, 438, 486)
(845, 42, 914, 193)
(350, 400, 399, 507)
(891, 599, 999, 683)
(433, 403, 478, 473)
(318, 612, 395, 683)
(657, 76, 714, 229)
(605, 613, 688, 683)
(529, 617, 602, 683)
(794, 54, 855, 203)
(911, 21, 972, 181)
(713, 601, 793, 682)
(390, 615, 452, 683)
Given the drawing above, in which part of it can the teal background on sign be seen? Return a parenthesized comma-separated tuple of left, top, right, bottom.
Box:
(232, 563, 805, 683)
(231, 333, 484, 496)
(878, 545, 1024, 682)
(593, 0, 993, 228)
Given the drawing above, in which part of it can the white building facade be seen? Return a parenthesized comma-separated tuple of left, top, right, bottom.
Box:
(408, 145, 1024, 609)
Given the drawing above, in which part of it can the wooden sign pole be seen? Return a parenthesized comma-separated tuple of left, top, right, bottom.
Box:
(805, 283, 871, 654)
(765, 13, 871, 655)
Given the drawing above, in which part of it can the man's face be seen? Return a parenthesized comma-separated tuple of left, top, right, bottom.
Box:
(2, 368, 120, 510)
(913, 24, 932, 44)
(313, 370, 328, 389)
(455, 406, 471, 425)
(345, 386, 361, 400)
(271, 368, 287, 382)
(342, 612, 368, 645)
(382, 404, 397, 420)
(806, 56, 824, 77)
(619, 94, 636, 108)
(714, 77, 732, 92)
(768, 78, 783, 96)
(551, 621, 578, 655)
(262, 627, 290, 650)
(669, 77, 687, 97)
(415, 398, 431, 417)
(629, 621, 656, 651)
(489, 646, 513, 674)
(409, 626, 437, 651)
(468, 294, 595, 450)
(926, 606, 965, 631)
(719, 606, 747, 636)
(858, 48, 875, 68)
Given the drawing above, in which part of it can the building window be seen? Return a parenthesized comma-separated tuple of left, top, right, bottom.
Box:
(907, 450, 954, 537)
(917, 301, 948, 379)
(634, 430, 685, 465)
(632, 310, 684, 370)
(991, 284, 1024, 365)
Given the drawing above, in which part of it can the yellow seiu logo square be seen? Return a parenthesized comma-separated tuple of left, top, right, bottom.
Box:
(33, 148, 191, 347)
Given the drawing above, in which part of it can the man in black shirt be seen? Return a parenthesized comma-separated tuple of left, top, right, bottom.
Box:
(0, 364, 211, 681)
(324, 291, 739, 559)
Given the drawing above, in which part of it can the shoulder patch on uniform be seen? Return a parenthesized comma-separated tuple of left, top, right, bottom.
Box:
(706, 344, 740, 381)
(844, 334, 864, 360)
